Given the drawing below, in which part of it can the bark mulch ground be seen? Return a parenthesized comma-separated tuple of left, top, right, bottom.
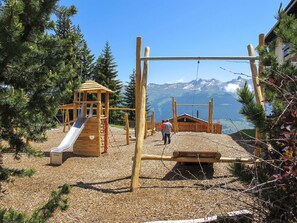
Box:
(0, 126, 255, 223)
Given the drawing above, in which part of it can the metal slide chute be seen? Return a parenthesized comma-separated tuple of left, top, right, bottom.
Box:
(50, 104, 93, 165)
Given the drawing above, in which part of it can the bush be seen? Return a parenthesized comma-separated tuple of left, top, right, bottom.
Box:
(0, 184, 71, 223)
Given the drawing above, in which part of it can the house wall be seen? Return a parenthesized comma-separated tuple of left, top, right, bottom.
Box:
(274, 37, 297, 64)
(275, 37, 285, 63)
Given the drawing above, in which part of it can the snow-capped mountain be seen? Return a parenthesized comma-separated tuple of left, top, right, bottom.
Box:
(148, 76, 252, 98)
(147, 76, 253, 133)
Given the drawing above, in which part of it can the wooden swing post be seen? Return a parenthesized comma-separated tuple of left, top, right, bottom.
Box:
(131, 41, 150, 191)
(247, 44, 265, 158)
(130, 36, 262, 191)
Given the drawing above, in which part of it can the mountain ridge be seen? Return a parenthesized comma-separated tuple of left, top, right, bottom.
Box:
(146, 76, 253, 133)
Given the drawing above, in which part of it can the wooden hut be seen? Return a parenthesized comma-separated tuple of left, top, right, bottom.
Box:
(156, 114, 222, 134)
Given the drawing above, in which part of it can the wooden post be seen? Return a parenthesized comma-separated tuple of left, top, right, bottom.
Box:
(172, 97, 176, 133)
(207, 99, 211, 133)
(104, 91, 109, 153)
(174, 100, 178, 132)
(83, 91, 87, 116)
(97, 90, 102, 157)
(258, 33, 265, 100)
(63, 109, 70, 132)
(135, 37, 142, 139)
(247, 45, 264, 107)
(151, 111, 155, 135)
(248, 44, 264, 157)
(210, 98, 214, 133)
(124, 113, 130, 145)
(131, 46, 150, 192)
(73, 91, 78, 121)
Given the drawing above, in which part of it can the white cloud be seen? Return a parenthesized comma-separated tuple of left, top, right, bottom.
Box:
(177, 78, 185, 83)
(224, 83, 240, 93)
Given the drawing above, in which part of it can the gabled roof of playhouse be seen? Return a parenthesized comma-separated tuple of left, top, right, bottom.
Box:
(78, 80, 113, 93)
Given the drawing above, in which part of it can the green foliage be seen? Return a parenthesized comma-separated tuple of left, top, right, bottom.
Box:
(0, 1, 80, 155)
(0, 208, 28, 223)
(93, 42, 123, 122)
(123, 69, 151, 121)
(75, 26, 95, 82)
(31, 184, 71, 220)
(0, 167, 36, 181)
(237, 82, 266, 130)
(0, 184, 71, 223)
(236, 8, 297, 222)
(0, 166, 10, 181)
(123, 70, 136, 121)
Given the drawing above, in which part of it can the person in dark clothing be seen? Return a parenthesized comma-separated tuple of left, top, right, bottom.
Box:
(164, 119, 172, 144)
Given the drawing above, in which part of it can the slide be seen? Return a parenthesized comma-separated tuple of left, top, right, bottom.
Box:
(50, 116, 88, 165)
(51, 117, 88, 153)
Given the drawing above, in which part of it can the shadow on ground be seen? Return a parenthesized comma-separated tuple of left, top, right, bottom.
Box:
(229, 132, 255, 155)
(162, 162, 214, 180)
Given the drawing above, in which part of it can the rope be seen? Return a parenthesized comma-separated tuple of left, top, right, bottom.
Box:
(192, 61, 200, 117)
(108, 126, 122, 152)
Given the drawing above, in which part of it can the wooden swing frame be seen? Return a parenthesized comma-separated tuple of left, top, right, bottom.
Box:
(131, 35, 265, 191)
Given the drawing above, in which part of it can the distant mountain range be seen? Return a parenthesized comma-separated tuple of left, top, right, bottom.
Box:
(146, 76, 254, 134)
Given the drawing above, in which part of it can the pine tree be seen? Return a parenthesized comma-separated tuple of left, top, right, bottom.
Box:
(54, 5, 81, 104)
(75, 26, 95, 82)
(237, 10, 297, 222)
(0, 0, 79, 155)
(93, 42, 122, 122)
(123, 70, 136, 121)
(123, 69, 151, 122)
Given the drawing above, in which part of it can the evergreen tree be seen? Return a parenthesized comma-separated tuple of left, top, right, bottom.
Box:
(237, 10, 297, 222)
(123, 70, 136, 121)
(93, 42, 122, 122)
(0, 0, 79, 155)
(54, 5, 81, 104)
(75, 26, 95, 82)
(123, 69, 151, 122)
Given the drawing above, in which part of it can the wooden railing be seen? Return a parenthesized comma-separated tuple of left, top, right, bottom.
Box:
(155, 122, 222, 134)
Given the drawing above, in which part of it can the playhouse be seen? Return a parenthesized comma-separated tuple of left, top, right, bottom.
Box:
(50, 80, 113, 165)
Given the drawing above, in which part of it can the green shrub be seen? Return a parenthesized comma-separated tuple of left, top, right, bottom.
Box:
(0, 184, 71, 223)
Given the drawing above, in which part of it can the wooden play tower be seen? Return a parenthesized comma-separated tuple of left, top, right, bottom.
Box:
(72, 80, 112, 156)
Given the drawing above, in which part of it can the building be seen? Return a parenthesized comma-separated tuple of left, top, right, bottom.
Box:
(156, 114, 222, 134)
(265, 0, 297, 63)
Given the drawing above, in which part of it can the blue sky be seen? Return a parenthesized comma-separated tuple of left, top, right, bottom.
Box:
(60, 0, 290, 84)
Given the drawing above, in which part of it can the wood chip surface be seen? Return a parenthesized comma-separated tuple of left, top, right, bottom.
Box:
(0, 127, 256, 222)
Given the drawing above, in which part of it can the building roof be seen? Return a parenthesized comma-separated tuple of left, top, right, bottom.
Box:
(265, 0, 297, 43)
(78, 80, 113, 93)
(169, 113, 208, 124)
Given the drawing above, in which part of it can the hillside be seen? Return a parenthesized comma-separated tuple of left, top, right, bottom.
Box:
(146, 76, 254, 133)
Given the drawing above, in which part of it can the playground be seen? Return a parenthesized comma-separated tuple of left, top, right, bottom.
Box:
(0, 125, 254, 222)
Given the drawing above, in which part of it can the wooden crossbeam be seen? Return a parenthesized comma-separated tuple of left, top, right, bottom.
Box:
(141, 154, 253, 163)
(140, 56, 259, 61)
